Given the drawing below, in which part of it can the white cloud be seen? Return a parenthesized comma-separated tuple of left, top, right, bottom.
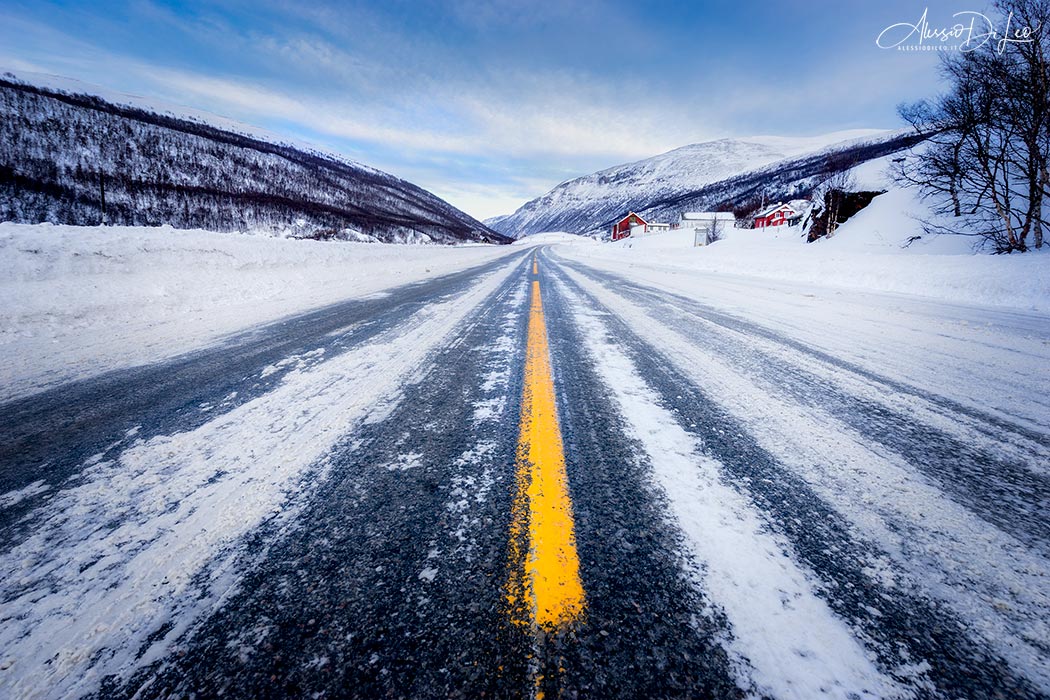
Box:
(422, 181, 533, 221)
(145, 60, 713, 162)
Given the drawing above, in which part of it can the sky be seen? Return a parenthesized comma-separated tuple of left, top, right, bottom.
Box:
(0, 0, 962, 220)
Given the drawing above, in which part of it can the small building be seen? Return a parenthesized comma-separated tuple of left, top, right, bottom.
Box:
(680, 212, 735, 246)
(647, 222, 671, 232)
(753, 202, 798, 228)
(612, 211, 647, 240)
(681, 212, 735, 225)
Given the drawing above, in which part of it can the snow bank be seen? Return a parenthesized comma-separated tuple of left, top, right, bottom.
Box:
(561, 187, 1050, 313)
(0, 223, 511, 400)
(513, 231, 600, 246)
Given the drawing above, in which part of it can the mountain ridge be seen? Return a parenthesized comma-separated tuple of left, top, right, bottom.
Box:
(487, 129, 924, 238)
(0, 75, 509, 244)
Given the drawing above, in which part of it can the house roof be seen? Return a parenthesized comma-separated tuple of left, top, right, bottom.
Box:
(754, 202, 797, 219)
(616, 211, 647, 226)
(681, 212, 735, 221)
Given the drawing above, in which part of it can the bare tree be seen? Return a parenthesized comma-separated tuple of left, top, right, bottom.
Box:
(895, 0, 1050, 252)
(708, 215, 725, 243)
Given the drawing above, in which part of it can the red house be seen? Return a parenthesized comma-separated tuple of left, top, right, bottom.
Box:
(753, 203, 798, 228)
(611, 211, 647, 240)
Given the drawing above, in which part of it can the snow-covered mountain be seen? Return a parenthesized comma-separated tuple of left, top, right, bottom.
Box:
(487, 130, 927, 238)
(0, 75, 510, 244)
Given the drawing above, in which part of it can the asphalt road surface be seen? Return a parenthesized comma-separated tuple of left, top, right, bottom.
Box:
(2, 247, 1048, 700)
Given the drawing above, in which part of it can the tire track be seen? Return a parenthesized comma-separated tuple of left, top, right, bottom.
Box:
(112, 257, 535, 700)
(558, 258, 1050, 553)
(0, 252, 520, 544)
(531, 261, 745, 699)
(543, 251, 1044, 699)
(0, 255, 527, 700)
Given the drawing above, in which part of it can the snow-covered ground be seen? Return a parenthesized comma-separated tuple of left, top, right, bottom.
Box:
(513, 231, 597, 246)
(0, 224, 512, 401)
(554, 200, 1050, 433)
(561, 183, 1050, 313)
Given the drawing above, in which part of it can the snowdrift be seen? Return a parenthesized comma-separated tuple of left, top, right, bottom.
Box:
(0, 223, 513, 400)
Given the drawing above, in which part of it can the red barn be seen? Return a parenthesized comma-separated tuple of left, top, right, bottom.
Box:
(611, 212, 647, 240)
(753, 202, 798, 228)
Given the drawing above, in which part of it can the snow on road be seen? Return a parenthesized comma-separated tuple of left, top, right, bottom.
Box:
(0, 223, 513, 401)
(559, 276, 903, 699)
(551, 246, 1050, 694)
(1, 218, 1048, 698)
(554, 237, 1050, 433)
(0, 256, 519, 700)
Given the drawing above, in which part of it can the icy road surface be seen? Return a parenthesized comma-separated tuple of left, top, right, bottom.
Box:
(1, 246, 1048, 700)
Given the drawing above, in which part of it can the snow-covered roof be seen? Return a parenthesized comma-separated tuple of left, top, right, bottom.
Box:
(754, 202, 797, 218)
(616, 211, 647, 225)
(681, 212, 735, 220)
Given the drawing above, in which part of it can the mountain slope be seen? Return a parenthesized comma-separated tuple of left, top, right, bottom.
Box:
(488, 130, 927, 238)
(0, 76, 509, 244)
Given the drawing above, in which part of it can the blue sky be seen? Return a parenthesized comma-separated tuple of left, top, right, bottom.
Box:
(0, 0, 961, 219)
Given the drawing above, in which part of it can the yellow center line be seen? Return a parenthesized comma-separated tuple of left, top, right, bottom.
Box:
(506, 259, 586, 634)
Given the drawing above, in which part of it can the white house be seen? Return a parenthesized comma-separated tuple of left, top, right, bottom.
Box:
(680, 212, 735, 246)
(627, 221, 671, 237)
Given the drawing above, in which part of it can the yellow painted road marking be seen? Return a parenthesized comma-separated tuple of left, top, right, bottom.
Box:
(532, 258, 538, 275)
(506, 263, 586, 634)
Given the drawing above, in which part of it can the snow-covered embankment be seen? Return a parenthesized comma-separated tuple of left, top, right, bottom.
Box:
(0, 224, 512, 400)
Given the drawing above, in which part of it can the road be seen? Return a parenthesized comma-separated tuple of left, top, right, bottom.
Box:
(1, 246, 1048, 699)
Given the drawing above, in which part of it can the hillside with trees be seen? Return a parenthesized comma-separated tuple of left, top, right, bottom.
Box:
(0, 76, 509, 245)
